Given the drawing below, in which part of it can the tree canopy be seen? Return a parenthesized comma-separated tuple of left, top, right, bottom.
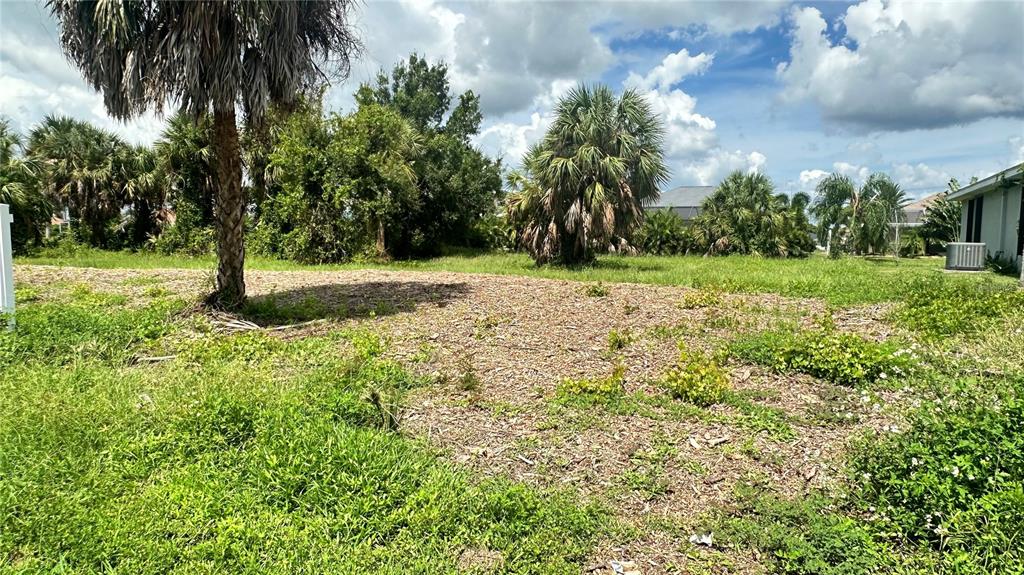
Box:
(47, 0, 361, 307)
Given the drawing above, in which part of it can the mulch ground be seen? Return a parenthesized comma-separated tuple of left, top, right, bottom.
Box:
(16, 264, 906, 574)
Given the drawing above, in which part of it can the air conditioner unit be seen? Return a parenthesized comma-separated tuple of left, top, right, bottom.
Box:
(945, 242, 986, 271)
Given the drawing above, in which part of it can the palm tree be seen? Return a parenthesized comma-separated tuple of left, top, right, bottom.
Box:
(507, 85, 669, 265)
(811, 172, 907, 256)
(857, 173, 908, 256)
(920, 190, 962, 252)
(27, 116, 125, 247)
(0, 119, 51, 250)
(47, 0, 361, 307)
(156, 113, 217, 233)
(117, 144, 163, 246)
(692, 171, 813, 257)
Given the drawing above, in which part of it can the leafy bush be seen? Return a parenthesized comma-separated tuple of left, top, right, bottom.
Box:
(678, 288, 722, 309)
(731, 329, 913, 387)
(150, 223, 215, 256)
(557, 364, 626, 402)
(583, 282, 610, 297)
(607, 328, 633, 352)
(638, 209, 692, 255)
(849, 376, 1024, 571)
(893, 277, 1024, 338)
(660, 347, 729, 406)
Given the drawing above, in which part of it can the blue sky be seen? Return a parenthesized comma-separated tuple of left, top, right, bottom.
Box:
(2, 0, 1022, 197)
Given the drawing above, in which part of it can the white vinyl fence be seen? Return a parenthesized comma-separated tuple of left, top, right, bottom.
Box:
(1, 204, 14, 330)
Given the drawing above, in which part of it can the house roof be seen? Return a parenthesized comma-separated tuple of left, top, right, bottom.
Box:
(899, 192, 942, 225)
(649, 185, 715, 209)
(947, 163, 1024, 202)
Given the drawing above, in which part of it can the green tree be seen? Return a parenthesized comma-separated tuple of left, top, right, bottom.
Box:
(919, 180, 963, 252)
(811, 171, 908, 256)
(508, 84, 669, 265)
(27, 116, 125, 247)
(357, 54, 502, 255)
(0, 119, 51, 251)
(153, 113, 217, 253)
(692, 171, 813, 257)
(117, 143, 163, 247)
(260, 104, 421, 263)
(856, 173, 908, 255)
(47, 0, 360, 307)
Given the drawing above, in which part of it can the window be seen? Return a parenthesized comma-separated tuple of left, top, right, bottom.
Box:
(966, 196, 984, 243)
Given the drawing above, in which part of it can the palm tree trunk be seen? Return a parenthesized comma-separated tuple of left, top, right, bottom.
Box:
(212, 107, 246, 308)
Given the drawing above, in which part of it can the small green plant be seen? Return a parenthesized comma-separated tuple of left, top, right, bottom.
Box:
(660, 346, 730, 406)
(143, 286, 171, 298)
(14, 286, 41, 303)
(456, 355, 482, 393)
(678, 288, 723, 309)
(583, 282, 610, 297)
(849, 376, 1024, 570)
(607, 328, 633, 352)
(730, 329, 914, 387)
(556, 363, 626, 403)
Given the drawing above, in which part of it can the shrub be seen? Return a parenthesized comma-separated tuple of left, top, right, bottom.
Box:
(607, 329, 633, 352)
(557, 364, 626, 402)
(583, 282, 610, 297)
(706, 488, 881, 575)
(730, 330, 913, 387)
(150, 224, 215, 256)
(638, 209, 692, 255)
(849, 377, 1024, 570)
(678, 288, 722, 309)
(660, 347, 729, 406)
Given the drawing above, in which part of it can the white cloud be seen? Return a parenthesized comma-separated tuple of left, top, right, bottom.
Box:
(777, 0, 1024, 131)
(678, 149, 766, 186)
(833, 161, 870, 183)
(892, 162, 952, 192)
(623, 49, 764, 185)
(624, 49, 713, 92)
(797, 169, 829, 192)
(1010, 137, 1024, 166)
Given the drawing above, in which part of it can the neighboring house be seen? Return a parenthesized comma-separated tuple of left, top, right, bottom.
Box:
(893, 193, 941, 229)
(947, 163, 1024, 270)
(646, 186, 715, 221)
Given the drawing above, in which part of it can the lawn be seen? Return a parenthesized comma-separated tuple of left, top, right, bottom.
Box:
(16, 246, 1016, 306)
(3, 257, 1023, 574)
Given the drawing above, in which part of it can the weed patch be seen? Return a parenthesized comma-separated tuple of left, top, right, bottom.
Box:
(730, 329, 915, 387)
(892, 277, 1024, 338)
(659, 346, 730, 406)
(556, 363, 626, 404)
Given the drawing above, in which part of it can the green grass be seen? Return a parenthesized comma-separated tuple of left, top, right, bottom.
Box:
(17, 247, 1017, 305)
(0, 293, 602, 573)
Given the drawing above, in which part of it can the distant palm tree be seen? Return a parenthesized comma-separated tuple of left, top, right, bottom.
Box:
(156, 113, 217, 231)
(47, 0, 360, 307)
(811, 172, 908, 256)
(858, 173, 908, 255)
(507, 85, 669, 265)
(0, 119, 51, 249)
(693, 171, 813, 257)
(27, 115, 124, 246)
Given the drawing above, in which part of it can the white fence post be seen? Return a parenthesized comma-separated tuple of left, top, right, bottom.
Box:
(0, 204, 14, 330)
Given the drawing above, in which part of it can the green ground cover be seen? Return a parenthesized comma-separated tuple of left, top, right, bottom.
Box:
(0, 288, 601, 574)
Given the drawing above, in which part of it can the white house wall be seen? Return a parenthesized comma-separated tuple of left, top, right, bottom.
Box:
(980, 184, 1022, 266)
